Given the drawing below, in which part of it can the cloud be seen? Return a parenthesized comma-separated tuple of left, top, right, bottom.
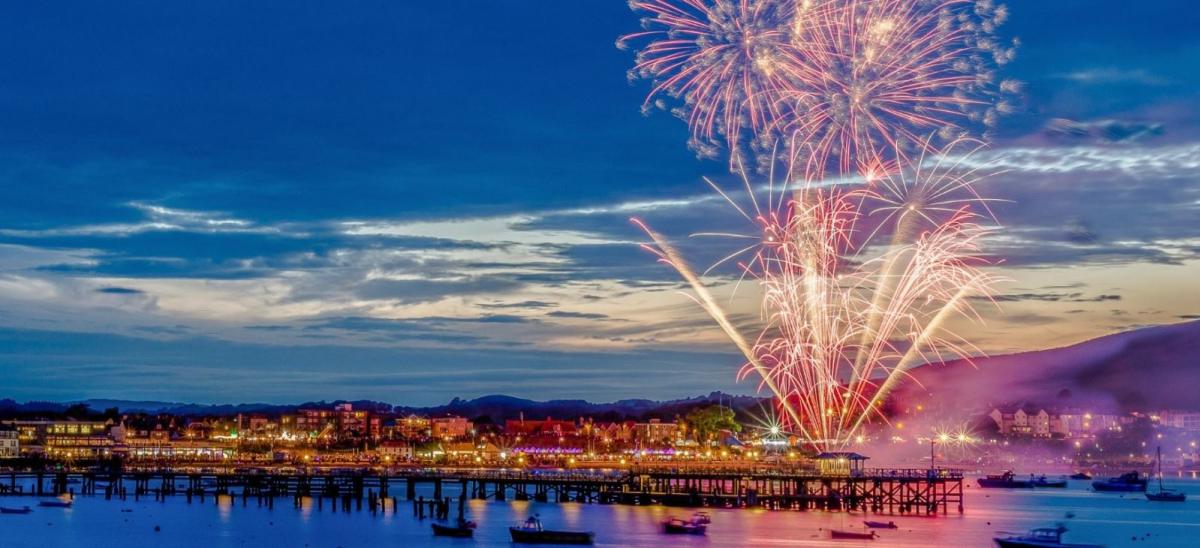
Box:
(354, 277, 526, 304)
(1054, 68, 1170, 86)
(986, 292, 1121, 303)
(243, 325, 293, 331)
(96, 286, 144, 295)
(958, 143, 1200, 176)
(478, 300, 557, 309)
(546, 311, 609, 320)
(1043, 118, 1165, 143)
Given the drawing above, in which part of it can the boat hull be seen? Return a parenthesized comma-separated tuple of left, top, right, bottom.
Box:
(0, 507, 32, 514)
(995, 539, 1103, 548)
(509, 527, 594, 544)
(1091, 482, 1146, 492)
(831, 530, 877, 540)
(1146, 492, 1186, 502)
(978, 478, 1034, 488)
(431, 523, 474, 538)
(863, 521, 898, 529)
(663, 522, 706, 535)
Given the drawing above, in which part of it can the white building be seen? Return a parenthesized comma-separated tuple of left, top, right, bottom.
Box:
(0, 425, 18, 458)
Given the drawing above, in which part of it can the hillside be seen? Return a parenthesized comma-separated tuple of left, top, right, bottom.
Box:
(893, 320, 1200, 413)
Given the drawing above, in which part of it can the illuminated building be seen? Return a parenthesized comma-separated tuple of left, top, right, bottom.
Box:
(378, 440, 412, 461)
(4, 420, 114, 458)
(431, 416, 471, 439)
(633, 419, 679, 444)
(0, 425, 17, 458)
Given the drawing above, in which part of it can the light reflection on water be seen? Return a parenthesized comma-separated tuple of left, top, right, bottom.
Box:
(1, 478, 1198, 547)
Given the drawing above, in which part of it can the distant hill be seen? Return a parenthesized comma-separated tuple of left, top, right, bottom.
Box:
(0, 392, 764, 421)
(12, 321, 1195, 421)
(893, 320, 1200, 414)
(395, 392, 764, 422)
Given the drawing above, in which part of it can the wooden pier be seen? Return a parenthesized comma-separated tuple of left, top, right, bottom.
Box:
(0, 467, 963, 515)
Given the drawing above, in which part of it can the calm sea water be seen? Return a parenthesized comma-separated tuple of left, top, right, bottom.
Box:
(2, 477, 1198, 547)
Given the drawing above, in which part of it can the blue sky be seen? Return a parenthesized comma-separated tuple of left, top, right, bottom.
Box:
(1, 1, 1198, 404)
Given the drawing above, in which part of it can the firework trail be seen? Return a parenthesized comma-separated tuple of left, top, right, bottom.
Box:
(622, 1, 1016, 450)
(635, 140, 1001, 450)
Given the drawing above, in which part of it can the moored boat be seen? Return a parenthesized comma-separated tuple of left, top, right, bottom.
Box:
(1145, 447, 1187, 502)
(831, 530, 877, 540)
(979, 471, 1034, 488)
(1068, 473, 1091, 480)
(1032, 476, 1068, 488)
(1091, 471, 1146, 492)
(663, 517, 706, 535)
(993, 525, 1104, 548)
(431, 521, 476, 538)
(0, 506, 32, 514)
(863, 520, 898, 529)
(510, 516, 594, 545)
(37, 500, 72, 508)
(509, 527, 595, 544)
(1146, 490, 1186, 502)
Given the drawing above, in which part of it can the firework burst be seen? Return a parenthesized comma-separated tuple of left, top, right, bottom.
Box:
(622, 1, 1016, 451)
(635, 139, 1002, 450)
(622, 0, 1018, 173)
(620, 0, 805, 162)
(778, 0, 1019, 177)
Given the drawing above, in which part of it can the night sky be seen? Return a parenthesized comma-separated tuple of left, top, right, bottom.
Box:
(0, 1, 1197, 404)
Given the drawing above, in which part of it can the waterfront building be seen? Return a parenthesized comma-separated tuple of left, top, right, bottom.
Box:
(294, 404, 380, 440)
(633, 419, 679, 445)
(296, 408, 336, 438)
(504, 417, 576, 437)
(1159, 411, 1200, 432)
(0, 424, 17, 458)
(377, 440, 412, 461)
(3, 420, 114, 458)
(247, 414, 271, 432)
(124, 438, 234, 460)
(431, 416, 471, 439)
(392, 415, 431, 439)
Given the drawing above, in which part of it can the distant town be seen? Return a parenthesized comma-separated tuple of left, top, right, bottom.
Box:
(3, 397, 1200, 472)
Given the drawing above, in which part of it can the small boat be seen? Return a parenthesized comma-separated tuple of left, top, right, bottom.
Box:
(432, 520, 476, 538)
(1068, 473, 1091, 480)
(1032, 476, 1068, 488)
(1146, 490, 1186, 502)
(509, 527, 595, 544)
(979, 471, 1034, 488)
(38, 500, 73, 508)
(831, 530, 877, 540)
(0, 506, 32, 514)
(1091, 471, 1147, 492)
(863, 520, 898, 529)
(1146, 446, 1187, 502)
(663, 517, 706, 535)
(994, 525, 1104, 548)
(510, 516, 594, 545)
